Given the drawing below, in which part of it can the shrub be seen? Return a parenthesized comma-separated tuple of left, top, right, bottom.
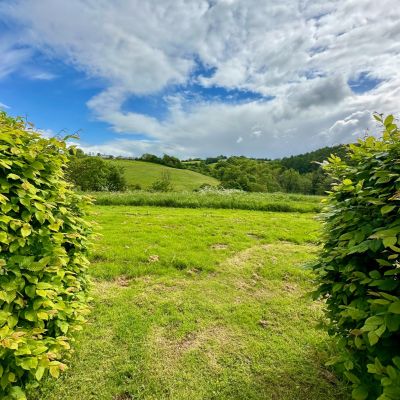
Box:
(313, 114, 400, 400)
(0, 112, 92, 399)
(150, 171, 173, 192)
(66, 156, 126, 191)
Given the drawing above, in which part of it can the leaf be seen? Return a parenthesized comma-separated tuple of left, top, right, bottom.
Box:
(25, 285, 36, 298)
(369, 270, 381, 279)
(35, 366, 45, 381)
(384, 115, 394, 127)
(368, 331, 379, 346)
(7, 173, 20, 180)
(345, 371, 360, 384)
(9, 386, 27, 400)
(20, 223, 32, 238)
(383, 237, 397, 248)
(393, 356, 400, 369)
(19, 357, 38, 370)
(49, 365, 60, 379)
(352, 386, 368, 400)
(381, 205, 396, 215)
(388, 302, 400, 314)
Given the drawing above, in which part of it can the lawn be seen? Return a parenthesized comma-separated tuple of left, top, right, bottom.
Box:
(30, 206, 349, 400)
(107, 159, 219, 191)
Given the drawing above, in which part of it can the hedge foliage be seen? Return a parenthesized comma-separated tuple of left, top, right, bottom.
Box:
(314, 114, 400, 400)
(0, 112, 92, 399)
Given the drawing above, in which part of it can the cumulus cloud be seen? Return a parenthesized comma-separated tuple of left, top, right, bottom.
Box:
(0, 0, 399, 157)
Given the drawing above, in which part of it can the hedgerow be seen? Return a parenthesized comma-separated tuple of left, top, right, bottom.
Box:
(314, 114, 400, 400)
(0, 112, 92, 399)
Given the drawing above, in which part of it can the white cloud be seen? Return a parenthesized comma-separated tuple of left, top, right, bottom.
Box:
(0, 0, 399, 157)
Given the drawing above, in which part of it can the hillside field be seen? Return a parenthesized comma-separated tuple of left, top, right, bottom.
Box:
(30, 204, 349, 400)
(107, 159, 219, 191)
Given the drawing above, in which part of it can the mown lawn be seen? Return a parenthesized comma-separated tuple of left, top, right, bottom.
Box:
(30, 206, 349, 400)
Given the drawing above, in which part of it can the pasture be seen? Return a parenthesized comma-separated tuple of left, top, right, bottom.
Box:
(107, 159, 219, 191)
(30, 205, 349, 400)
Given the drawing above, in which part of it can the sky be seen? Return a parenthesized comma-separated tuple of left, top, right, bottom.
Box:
(0, 0, 399, 159)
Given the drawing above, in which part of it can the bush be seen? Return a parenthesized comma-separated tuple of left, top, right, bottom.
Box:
(150, 171, 173, 192)
(66, 156, 126, 191)
(314, 114, 400, 400)
(0, 112, 92, 399)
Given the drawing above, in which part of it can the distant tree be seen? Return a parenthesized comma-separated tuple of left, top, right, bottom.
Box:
(278, 145, 348, 173)
(140, 153, 162, 164)
(66, 157, 127, 191)
(279, 169, 312, 193)
(162, 154, 183, 168)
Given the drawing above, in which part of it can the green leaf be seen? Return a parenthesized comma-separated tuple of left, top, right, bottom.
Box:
(25, 285, 36, 298)
(381, 205, 396, 215)
(352, 385, 368, 400)
(388, 302, 400, 314)
(9, 386, 27, 400)
(7, 173, 20, 180)
(35, 366, 45, 381)
(383, 237, 397, 248)
(368, 331, 379, 346)
(19, 357, 38, 370)
(49, 365, 60, 379)
(369, 270, 381, 279)
(384, 115, 394, 127)
(393, 357, 400, 369)
(345, 371, 360, 384)
(20, 223, 32, 238)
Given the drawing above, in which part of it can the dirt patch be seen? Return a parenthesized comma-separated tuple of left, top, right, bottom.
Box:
(148, 254, 160, 263)
(113, 393, 133, 400)
(115, 276, 131, 287)
(224, 246, 258, 267)
(211, 243, 228, 250)
(247, 233, 264, 240)
(283, 283, 298, 292)
(149, 324, 240, 368)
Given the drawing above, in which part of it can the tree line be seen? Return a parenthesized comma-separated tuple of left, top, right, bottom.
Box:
(67, 145, 348, 194)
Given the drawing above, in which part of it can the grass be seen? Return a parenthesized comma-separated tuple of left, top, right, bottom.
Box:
(90, 190, 323, 213)
(107, 159, 219, 191)
(30, 206, 349, 400)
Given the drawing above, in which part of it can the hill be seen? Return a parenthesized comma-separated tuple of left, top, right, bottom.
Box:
(107, 159, 219, 191)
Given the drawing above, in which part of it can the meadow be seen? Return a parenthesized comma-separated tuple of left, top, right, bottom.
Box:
(29, 205, 349, 400)
(107, 159, 219, 191)
(90, 190, 323, 213)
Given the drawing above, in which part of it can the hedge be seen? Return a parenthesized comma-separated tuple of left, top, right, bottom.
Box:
(0, 112, 92, 399)
(314, 114, 400, 400)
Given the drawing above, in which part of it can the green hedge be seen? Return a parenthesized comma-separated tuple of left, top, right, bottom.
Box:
(314, 114, 400, 400)
(0, 112, 92, 399)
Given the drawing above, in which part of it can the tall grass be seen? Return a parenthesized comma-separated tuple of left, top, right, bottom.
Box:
(89, 190, 323, 213)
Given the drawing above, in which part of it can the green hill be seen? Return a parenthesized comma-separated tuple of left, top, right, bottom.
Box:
(107, 159, 219, 191)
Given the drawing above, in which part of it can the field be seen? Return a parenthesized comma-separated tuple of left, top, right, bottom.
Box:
(90, 190, 323, 213)
(30, 205, 349, 400)
(107, 159, 219, 191)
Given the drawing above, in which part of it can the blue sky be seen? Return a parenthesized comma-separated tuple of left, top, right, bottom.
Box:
(0, 0, 399, 158)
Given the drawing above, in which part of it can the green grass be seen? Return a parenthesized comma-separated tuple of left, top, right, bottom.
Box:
(91, 190, 323, 213)
(107, 159, 219, 191)
(30, 206, 349, 400)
